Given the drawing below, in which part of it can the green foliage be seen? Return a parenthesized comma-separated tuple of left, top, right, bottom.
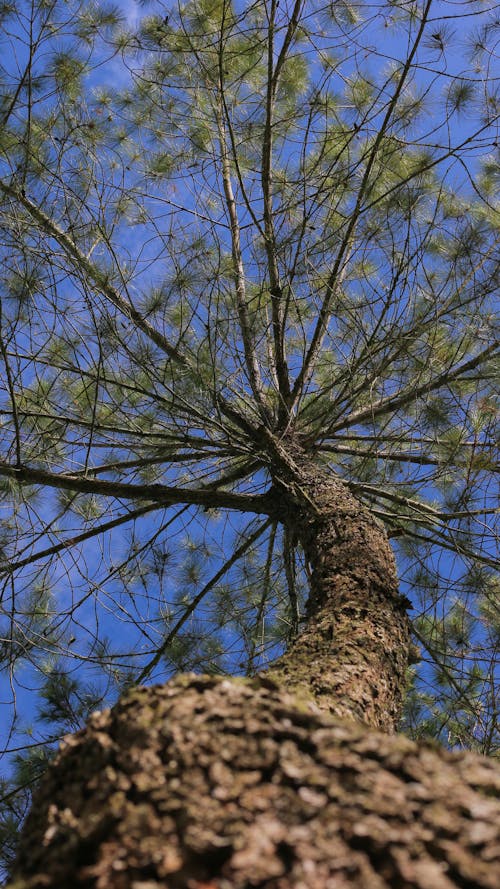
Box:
(0, 583, 57, 666)
(52, 52, 84, 89)
(75, 2, 124, 43)
(35, 666, 104, 732)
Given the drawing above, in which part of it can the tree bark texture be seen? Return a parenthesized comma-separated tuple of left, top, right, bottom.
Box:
(8, 675, 500, 889)
(267, 444, 411, 732)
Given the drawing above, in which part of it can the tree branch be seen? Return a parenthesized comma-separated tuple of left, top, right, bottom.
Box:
(291, 0, 434, 406)
(215, 21, 269, 418)
(0, 462, 273, 515)
(327, 340, 499, 434)
(0, 184, 188, 365)
(1, 503, 161, 576)
(260, 0, 304, 414)
(135, 518, 273, 684)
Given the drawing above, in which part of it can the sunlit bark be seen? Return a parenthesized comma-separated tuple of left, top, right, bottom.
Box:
(267, 445, 410, 731)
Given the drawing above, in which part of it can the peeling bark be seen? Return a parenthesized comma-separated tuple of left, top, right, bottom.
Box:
(8, 676, 500, 889)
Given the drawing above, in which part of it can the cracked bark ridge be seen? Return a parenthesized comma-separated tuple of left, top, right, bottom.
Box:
(268, 451, 411, 732)
(9, 675, 500, 889)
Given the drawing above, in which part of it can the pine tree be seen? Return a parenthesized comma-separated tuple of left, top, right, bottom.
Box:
(0, 0, 499, 884)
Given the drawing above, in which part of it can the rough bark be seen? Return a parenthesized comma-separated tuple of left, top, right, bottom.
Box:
(267, 443, 411, 732)
(8, 675, 500, 889)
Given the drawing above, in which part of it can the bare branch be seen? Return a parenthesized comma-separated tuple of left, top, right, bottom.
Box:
(1, 503, 161, 576)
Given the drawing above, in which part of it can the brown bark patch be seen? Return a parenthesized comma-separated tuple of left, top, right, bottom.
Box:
(268, 454, 411, 731)
(9, 675, 500, 889)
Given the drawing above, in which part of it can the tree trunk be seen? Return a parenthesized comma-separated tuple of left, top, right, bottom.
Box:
(6, 449, 500, 888)
(8, 676, 500, 889)
(266, 443, 410, 733)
